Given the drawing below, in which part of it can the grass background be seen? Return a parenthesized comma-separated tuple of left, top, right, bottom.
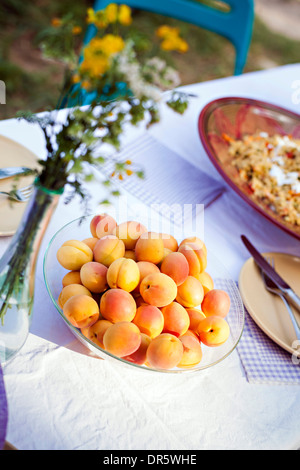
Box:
(0, 0, 299, 119)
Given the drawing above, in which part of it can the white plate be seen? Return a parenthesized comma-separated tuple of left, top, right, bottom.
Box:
(239, 252, 300, 356)
(0, 135, 38, 236)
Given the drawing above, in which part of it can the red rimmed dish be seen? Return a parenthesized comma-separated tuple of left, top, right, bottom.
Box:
(198, 97, 300, 240)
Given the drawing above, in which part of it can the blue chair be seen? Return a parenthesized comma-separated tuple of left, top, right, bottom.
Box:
(62, 0, 254, 107)
(91, 0, 254, 76)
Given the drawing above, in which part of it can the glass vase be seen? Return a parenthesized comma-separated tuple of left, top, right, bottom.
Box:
(0, 179, 62, 364)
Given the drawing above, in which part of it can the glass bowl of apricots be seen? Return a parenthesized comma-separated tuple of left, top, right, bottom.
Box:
(43, 213, 245, 373)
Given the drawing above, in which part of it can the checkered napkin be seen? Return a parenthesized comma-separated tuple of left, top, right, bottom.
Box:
(97, 133, 226, 225)
(237, 308, 300, 385)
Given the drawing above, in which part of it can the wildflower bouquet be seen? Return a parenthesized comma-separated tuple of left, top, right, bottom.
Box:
(23, 3, 190, 205)
(0, 4, 190, 361)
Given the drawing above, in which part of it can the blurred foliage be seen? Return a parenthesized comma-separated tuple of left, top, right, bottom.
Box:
(0, 0, 300, 119)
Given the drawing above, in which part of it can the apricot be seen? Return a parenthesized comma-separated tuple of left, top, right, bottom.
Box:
(176, 276, 204, 308)
(100, 288, 136, 323)
(197, 316, 230, 347)
(146, 333, 184, 370)
(159, 233, 178, 252)
(160, 248, 172, 265)
(182, 329, 200, 341)
(161, 302, 190, 337)
(113, 221, 147, 250)
(103, 322, 141, 357)
(63, 294, 99, 329)
(81, 319, 112, 349)
(194, 271, 214, 295)
(178, 242, 207, 276)
(107, 257, 140, 292)
(90, 213, 117, 239)
(62, 271, 82, 287)
(58, 283, 92, 308)
(186, 307, 206, 332)
(123, 333, 151, 365)
(133, 305, 164, 339)
(124, 250, 136, 261)
(57, 239, 93, 271)
(140, 272, 177, 308)
(179, 236, 207, 255)
(201, 289, 231, 318)
(134, 261, 160, 294)
(93, 235, 125, 267)
(178, 334, 203, 368)
(160, 252, 189, 286)
(82, 237, 99, 251)
(135, 231, 164, 264)
(80, 261, 108, 294)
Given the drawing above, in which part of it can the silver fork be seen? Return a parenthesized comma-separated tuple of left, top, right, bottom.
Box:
(262, 256, 300, 341)
(0, 184, 34, 202)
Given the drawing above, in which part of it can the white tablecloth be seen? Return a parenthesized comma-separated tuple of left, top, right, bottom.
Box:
(1, 64, 300, 450)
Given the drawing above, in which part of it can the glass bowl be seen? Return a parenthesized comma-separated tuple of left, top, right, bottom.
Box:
(198, 97, 300, 240)
(43, 214, 245, 374)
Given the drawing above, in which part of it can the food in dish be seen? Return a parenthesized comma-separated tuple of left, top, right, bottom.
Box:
(55, 214, 231, 370)
(228, 132, 300, 226)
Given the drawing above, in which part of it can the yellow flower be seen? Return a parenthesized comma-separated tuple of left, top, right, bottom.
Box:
(118, 4, 132, 25)
(125, 169, 133, 176)
(51, 17, 62, 27)
(156, 25, 180, 39)
(81, 79, 91, 90)
(80, 35, 124, 78)
(81, 54, 109, 78)
(86, 8, 96, 24)
(125, 159, 132, 165)
(106, 3, 118, 23)
(100, 34, 125, 56)
(177, 38, 189, 53)
(72, 25, 82, 35)
(71, 73, 81, 84)
(157, 24, 189, 53)
(86, 8, 107, 28)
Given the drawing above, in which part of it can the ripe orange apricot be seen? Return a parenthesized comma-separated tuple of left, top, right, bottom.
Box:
(80, 261, 108, 293)
(100, 288, 136, 323)
(201, 289, 231, 318)
(178, 334, 203, 368)
(176, 276, 204, 308)
(161, 302, 190, 337)
(123, 333, 151, 365)
(160, 251, 189, 286)
(57, 239, 93, 271)
(81, 319, 113, 349)
(107, 257, 140, 292)
(93, 235, 125, 267)
(103, 322, 141, 357)
(133, 305, 164, 338)
(62, 270, 82, 287)
(63, 294, 99, 329)
(197, 316, 230, 347)
(58, 283, 92, 309)
(186, 308, 206, 332)
(135, 231, 165, 264)
(146, 333, 184, 370)
(139, 272, 177, 308)
(90, 213, 117, 239)
(194, 271, 214, 295)
(113, 221, 147, 250)
(178, 242, 207, 276)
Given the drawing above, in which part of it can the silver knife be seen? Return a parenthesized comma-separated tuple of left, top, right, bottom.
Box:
(241, 235, 300, 313)
(0, 167, 32, 180)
